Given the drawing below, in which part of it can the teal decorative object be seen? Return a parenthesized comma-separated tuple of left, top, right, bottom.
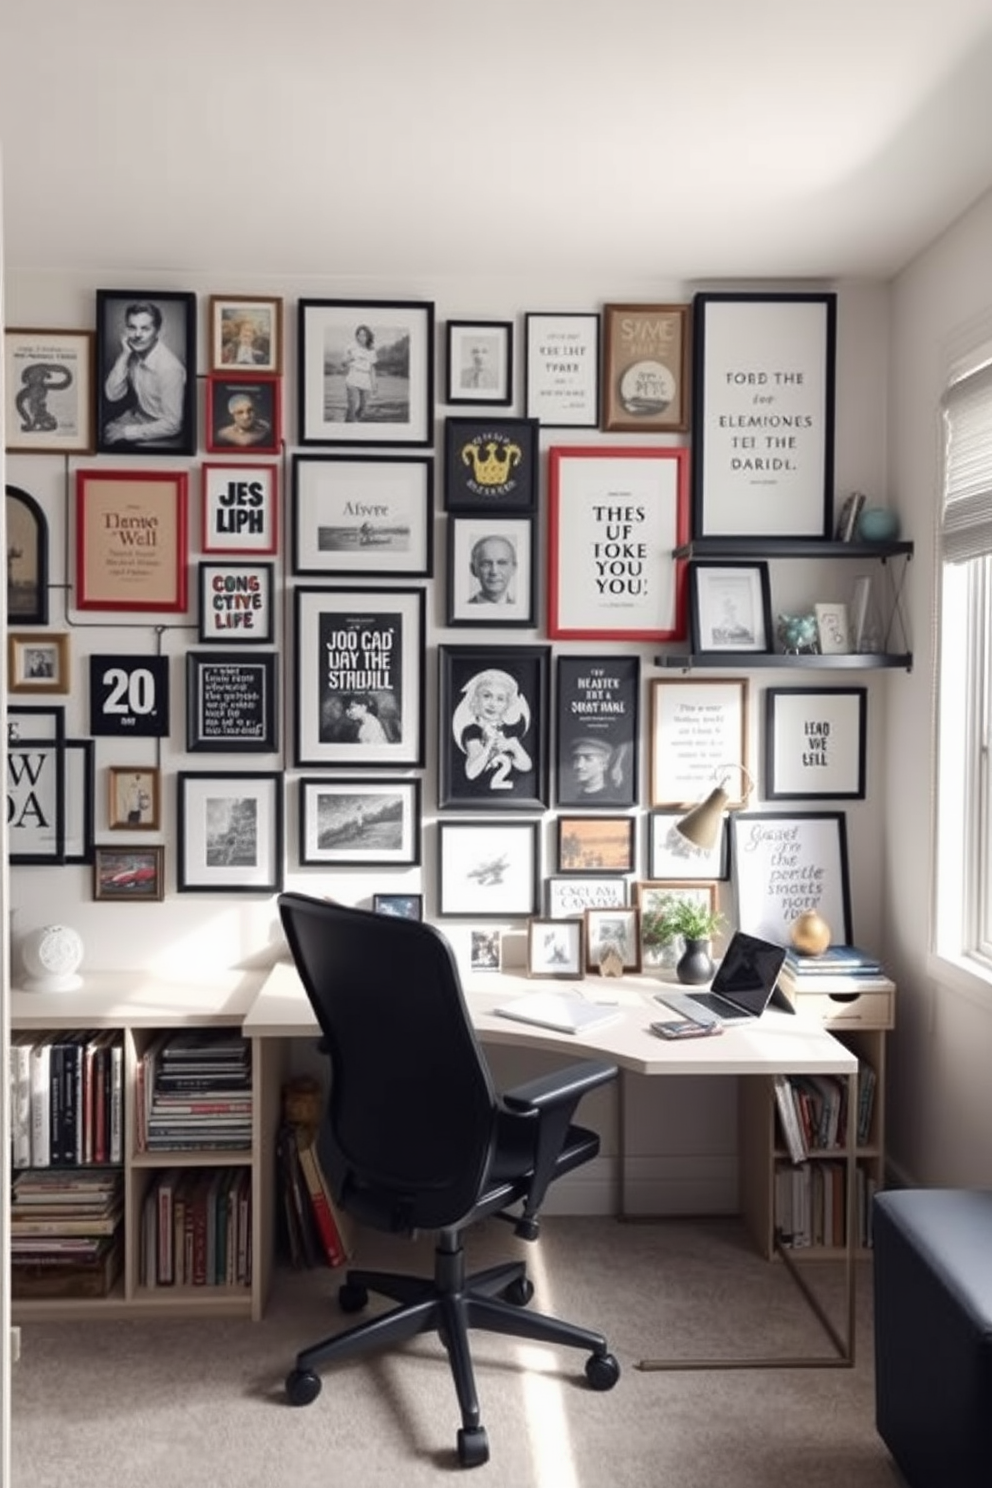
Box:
(777, 613, 819, 654)
(857, 506, 900, 542)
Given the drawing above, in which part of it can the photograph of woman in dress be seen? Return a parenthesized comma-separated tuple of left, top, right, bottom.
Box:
(343, 324, 377, 422)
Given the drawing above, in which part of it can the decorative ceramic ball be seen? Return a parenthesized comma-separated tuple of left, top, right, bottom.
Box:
(857, 506, 900, 542)
(790, 910, 831, 956)
(21, 924, 84, 991)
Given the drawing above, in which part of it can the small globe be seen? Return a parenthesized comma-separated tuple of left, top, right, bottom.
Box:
(21, 925, 84, 990)
(790, 910, 831, 956)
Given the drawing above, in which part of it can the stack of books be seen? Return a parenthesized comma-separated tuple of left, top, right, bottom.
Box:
(779, 944, 893, 995)
(276, 1077, 352, 1270)
(137, 1031, 252, 1152)
(10, 1169, 125, 1298)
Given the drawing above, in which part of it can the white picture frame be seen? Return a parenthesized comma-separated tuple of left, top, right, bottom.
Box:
(689, 562, 773, 654)
(815, 601, 851, 655)
(545, 875, 628, 919)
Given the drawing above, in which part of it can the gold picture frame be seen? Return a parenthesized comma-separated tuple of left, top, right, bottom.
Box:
(107, 766, 162, 831)
(601, 303, 690, 433)
(8, 632, 70, 694)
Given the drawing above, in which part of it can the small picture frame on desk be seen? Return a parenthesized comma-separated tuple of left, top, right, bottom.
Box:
(526, 918, 584, 979)
(584, 907, 641, 974)
(471, 929, 503, 973)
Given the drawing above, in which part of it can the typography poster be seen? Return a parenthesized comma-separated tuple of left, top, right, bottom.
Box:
(555, 655, 639, 808)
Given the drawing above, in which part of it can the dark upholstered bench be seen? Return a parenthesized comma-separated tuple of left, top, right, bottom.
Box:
(873, 1189, 992, 1488)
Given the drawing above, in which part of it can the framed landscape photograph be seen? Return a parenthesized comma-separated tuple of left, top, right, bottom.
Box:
(556, 816, 636, 874)
(688, 561, 773, 654)
(443, 416, 539, 514)
(291, 454, 433, 578)
(201, 463, 278, 555)
(8, 632, 70, 695)
(5, 328, 95, 454)
(198, 561, 275, 644)
(730, 810, 852, 946)
(208, 294, 283, 373)
(438, 644, 550, 811)
(176, 770, 283, 893)
(437, 819, 540, 918)
(447, 515, 535, 627)
(526, 918, 584, 979)
(601, 303, 690, 434)
(95, 289, 196, 455)
(299, 777, 421, 867)
(584, 907, 641, 974)
(186, 651, 279, 753)
(294, 586, 425, 768)
(764, 687, 867, 800)
(6, 485, 49, 625)
(445, 320, 513, 405)
(648, 678, 749, 810)
(107, 766, 161, 830)
(297, 297, 435, 447)
(372, 893, 423, 921)
(75, 470, 188, 613)
(206, 375, 281, 455)
(555, 655, 639, 808)
(93, 845, 164, 902)
(545, 875, 627, 919)
(524, 312, 599, 427)
(547, 446, 689, 640)
(647, 811, 729, 881)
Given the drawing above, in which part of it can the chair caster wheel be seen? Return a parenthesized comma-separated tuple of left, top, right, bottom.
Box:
(286, 1368, 322, 1407)
(585, 1351, 621, 1391)
(502, 1276, 534, 1307)
(338, 1281, 369, 1314)
(457, 1425, 489, 1467)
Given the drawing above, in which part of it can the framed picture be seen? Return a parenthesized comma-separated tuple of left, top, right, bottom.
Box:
(545, 875, 627, 919)
(601, 304, 690, 434)
(730, 810, 852, 945)
(765, 687, 867, 800)
(373, 893, 423, 921)
(438, 644, 550, 811)
(555, 655, 639, 808)
(299, 777, 421, 867)
(647, 811, 729, 881)
(437, 820, 540, 919)
(471, 930, 503, 972)
(445, 320, 513, 405)
(75, 470, 188, 613)
(8, 632, 70, 695)
(648, 679, 748, 809)
(556, 816, 636, 874)
(206, 375, 281, 455)
(447, 515, 535, 627)
(93, 845, 165, 902)
(815, 601, 851, 655)
(5, 328, 95, 454)
(89, 655, 170, 738)
(208, 294, 283, 373)
(107, 766, 161, 830)
(201, 463, 278, 555)
(443, 416, 539, 514)
(524, 312, 599, 427)
(291, 454, 433, 578)
(186, 652, 279, 753)
(547, 446, 689, 640)
(197, 561, 275, 644)
(526, 918, 584, 979)
(176, 771, 283, 893)
(294, 586, 425, 768)
(95, 289, 196, 455)
(633, 880, 719, 960)
(297, 297, 434, 447)
(584, 907, 641, 974)
(64, 740, 95, 865)
(6, 485, 49, 625)
(7, 708, 65, 865)
(690, 291, 836, 538)
(688, 561, 773, 654)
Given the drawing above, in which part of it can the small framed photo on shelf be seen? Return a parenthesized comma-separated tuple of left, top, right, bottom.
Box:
(471, 930, 503, 972)
(437, 819, 540, 919)
(7, 632, 70, 695)
(95, 289, 196, 456)
(176, 770, 284, 894)
(524, 312, 599, 427)
(545, 875, 628, 919)
(601, 304, 690, 434)
(197, 561, 275, 644)
(584, 907, 641, 974)
(298, 777, 421, 868)
(556, 815, 636, 875)
(764, 687, 867, 800)
(372, 893, 423, 921)
(526, 918, 584, 979)
(443, 416, 539, 514)
(6, 485, 49, 626)
(93, 845, 165, 902)
(206, 375, 281, 455)
(445, 320, 513, 405)
(688, 561, 773, 654)
(814, 601, 851, 655)
(5, 328, 96, 454)
(647, 811, 729, 881)
(186, 651, 279, 753)
(201, 463, 278, 555)
(107, 766, 161, 830)
(75, 470, 188, 614)
(208, 294, 283, 373)
(447, 515, 535, 627)
(438, 644, 550, 811)
(648, 678, 749, 810)
(291, 454, 433, 578)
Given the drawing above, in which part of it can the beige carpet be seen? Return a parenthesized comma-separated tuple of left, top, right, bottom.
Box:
(11, 1217, 905, 1488)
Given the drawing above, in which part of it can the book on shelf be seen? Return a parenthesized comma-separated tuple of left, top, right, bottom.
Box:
(773, 1074, 807, 1164)
(11, 1233, 124, 1300)
(783, 944, 883, 975)
(10, 1033, 33, 1168)
(294, 1131, 347, 1268)
(778, 965, 894, 996)
(834, 490, 866, 542)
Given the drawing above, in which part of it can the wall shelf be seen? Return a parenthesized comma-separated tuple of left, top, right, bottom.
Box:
(675, 538, 914, 561)
(654, 651, 913, 672)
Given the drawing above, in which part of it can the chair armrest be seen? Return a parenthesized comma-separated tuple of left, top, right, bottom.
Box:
(502, 1059, 617, 1113)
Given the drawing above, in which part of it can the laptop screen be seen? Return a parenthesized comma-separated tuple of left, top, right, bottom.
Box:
(709, 932, 787, 1016)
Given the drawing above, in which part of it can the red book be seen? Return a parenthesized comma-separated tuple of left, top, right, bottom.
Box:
(294, 1132, 345, 1267)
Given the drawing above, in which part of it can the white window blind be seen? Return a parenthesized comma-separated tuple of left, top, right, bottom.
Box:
(942, 360, 992, 563)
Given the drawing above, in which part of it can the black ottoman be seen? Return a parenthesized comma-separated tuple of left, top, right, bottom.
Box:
(873, 1189, 992, 1488)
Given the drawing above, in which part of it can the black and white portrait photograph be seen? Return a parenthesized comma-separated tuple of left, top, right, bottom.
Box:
(445, 320, 513, 406)
(177, 771, 283, 893)
(298, 298, 434, 447)
(299, 778, 420, 867)
(438, 645, 549, 811)
(470, 929, 502, 972)
(207, 376, 281, 455)
(447, 516, 535, 627)
(555, 655, 640, 808)
(95, 289, 196, 455)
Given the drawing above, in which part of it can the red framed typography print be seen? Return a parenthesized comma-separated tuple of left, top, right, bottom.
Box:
(75, 469, 188, 612)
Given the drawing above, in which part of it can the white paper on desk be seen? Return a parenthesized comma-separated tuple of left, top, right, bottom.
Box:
(494, 992, 623, 1034)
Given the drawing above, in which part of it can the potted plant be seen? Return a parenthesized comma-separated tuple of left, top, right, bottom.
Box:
(641, 898, 724, 984)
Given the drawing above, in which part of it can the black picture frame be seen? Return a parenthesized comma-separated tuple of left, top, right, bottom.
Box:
(6, 706, 66, 865)
(445, 320, 513, 406)
(95, 289, 196, 456)
(176, 770, 284, 894)
(6, 485, 49, 625)
(556, 815, 636, 875)
(443, 416, 539, 513)
(437, 819, 540, 919)
(197, 561, 275, 645)
(764, 687, 868, 800)
(730, 810, 852, 945)
(555, 655, 640, 808)
(205, 374, 281, 456)
(298, 777, 421, 867)
(186, 652, 279, 753)
(291, 454, 433, 579)
(64, 739, 95, 865)
(523, 311, 600, 428)
(372, 893, 423, 921)
(89, 655, 171, 738)
(688, 560, 773, 655)
(438, 644, 550, 811)
(446, 515, 536, 627)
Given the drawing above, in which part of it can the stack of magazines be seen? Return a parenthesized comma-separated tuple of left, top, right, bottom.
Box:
(779, 944, 892, 993)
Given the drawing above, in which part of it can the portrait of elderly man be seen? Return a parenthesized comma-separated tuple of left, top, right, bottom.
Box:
(468, 534, 517, 605)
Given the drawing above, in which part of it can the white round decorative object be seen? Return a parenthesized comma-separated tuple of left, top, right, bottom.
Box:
(21, 925, 84, 992)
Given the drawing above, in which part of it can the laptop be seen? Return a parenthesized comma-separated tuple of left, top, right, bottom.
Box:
(494, 990, 623, 1035)
(653, 931, 788, 1027)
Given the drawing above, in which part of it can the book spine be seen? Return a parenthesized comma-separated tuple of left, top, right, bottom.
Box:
(11, 1040, 33, 1168)
(109, 1042, 123, 1164)
(294, 1134, 345, 1267)
(773, 1075, 807, 1164)
(30, 1042, 52, 1170)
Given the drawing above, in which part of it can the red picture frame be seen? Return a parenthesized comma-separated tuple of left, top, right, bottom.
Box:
(205, 373, 281, 456)
(75, 469, 188, 613)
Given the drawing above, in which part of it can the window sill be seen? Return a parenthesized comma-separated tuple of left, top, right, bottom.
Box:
(926, 949, 992, 1009)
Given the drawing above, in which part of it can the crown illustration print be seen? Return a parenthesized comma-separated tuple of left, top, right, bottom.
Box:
(460, 438, 523, 487)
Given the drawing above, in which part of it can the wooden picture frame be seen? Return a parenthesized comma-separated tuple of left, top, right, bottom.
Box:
(95, 289, 196, 456)
(5, 328, 95, 454)
(545, 875, 627, 919)
(446, 515, 535, 627)
(689, 561, 773, 654)
(730, 810, 852, 946)
(601, 303, 690, 433)
(691, 291, 836, 538)
(206, 374, 281, 455)
(648, 678, 749, 810)
(372, 893, 423, 921)
(443, 416, 539, 514)
(437, 819, 540, 919)
(8, 632, 70, 695)
(186, 651, 279, 753)
(197, 561, 275, 645)
(7, 707, 65, 865)
(176, 770, 283, 894)
(297, 297, 435, 447)
(547, 445, 689, 640)
(438, 644, 550, 811)
(299, 777, 421, 867)
(445, 320, 513, 405)
(647, 811, 729, 881)
(294, 586, 425, 768)
(555, 655, 640, 809)
(93, 845, 165, 902)
(291, 454, 433, 578)
(89, 654, 170, 738)
(201, 463, 278, 555)
(556, 815, 636, 875)
(208, 294, 283, 373)
(633, 880, 720, 959)
(75, 470, 188, 613)
(765, 687, 867, 800)
(524, 312, 600, 427)
(6, 485, 49, 625)
(107, 766, 161, 830)
(526, 918, 584, 979)
(584, 907, 641, 974)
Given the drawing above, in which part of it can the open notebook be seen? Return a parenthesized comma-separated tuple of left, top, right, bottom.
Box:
(494, 991, 623, 1035)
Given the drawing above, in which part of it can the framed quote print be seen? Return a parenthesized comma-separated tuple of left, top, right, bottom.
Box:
(555, 655, 640, 809)
(524, 312, 599, 427)
(7, 707, 65, 865)
(201, 463, 278, 555)
(186, 651, 279, 753)
(5, 328, 95, 454)
(764, 687, 867, 800)
(197, 561, 275, 644)
(601, 304, 690, 434)
(291, 454, 433, 578)
(648, 678, 749, 809)
(75, 470, 188, 613)
(730, 810, 852, 946)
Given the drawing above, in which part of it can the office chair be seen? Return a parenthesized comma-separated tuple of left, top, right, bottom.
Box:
(277, 892, 621, 1468)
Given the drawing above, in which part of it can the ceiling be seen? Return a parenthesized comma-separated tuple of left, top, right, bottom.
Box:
(3, 0, 992, 285)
